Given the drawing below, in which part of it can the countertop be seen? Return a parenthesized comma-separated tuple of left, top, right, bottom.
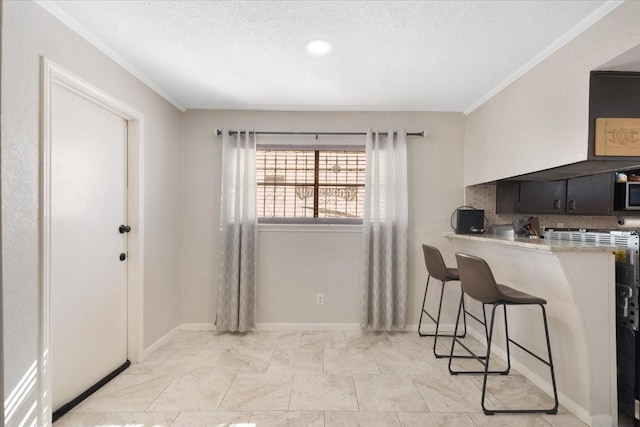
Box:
(444, 232, 620, 253)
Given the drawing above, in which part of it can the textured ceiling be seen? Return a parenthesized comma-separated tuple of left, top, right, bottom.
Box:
(44, 0, 616, 112)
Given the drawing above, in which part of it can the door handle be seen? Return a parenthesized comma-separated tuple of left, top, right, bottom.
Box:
(553, 199, 560, 209)
(119, 253, 127, 261)
(568, 200, 576, 210)
(119, 225, 131, 234)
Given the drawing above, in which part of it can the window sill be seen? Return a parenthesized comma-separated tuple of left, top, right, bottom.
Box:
(258, 223, 363, 233)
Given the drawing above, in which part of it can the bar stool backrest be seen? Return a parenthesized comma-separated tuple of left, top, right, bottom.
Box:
(455, 252, 502, 304)
(422, 244, 451, 281)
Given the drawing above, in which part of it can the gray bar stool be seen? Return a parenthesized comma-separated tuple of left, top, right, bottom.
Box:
(419, 244, 471, 358)
(451, 252, 559, 415)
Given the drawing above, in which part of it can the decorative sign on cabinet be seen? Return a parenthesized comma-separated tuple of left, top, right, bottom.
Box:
(595, 118, 640, 157)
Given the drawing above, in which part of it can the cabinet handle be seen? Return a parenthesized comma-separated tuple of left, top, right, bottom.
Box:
(553, 199, 560, 209)
(569, 199, 576, 210)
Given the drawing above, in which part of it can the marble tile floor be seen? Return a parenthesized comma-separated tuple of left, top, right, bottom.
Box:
(54, 330, 586, 427)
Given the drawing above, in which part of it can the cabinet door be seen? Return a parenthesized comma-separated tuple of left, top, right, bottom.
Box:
(495, 181, 520, 214)
(566, 173, 614, 215)
(519, 181, 566, 214)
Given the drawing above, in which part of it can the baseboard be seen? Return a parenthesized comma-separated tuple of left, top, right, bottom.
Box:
(141, 324, 181, 359)
(255, 322, 361, 331)
(253, 322, 444, 332)
(466, 328, 593, 426)
(179, 323, 216, 331)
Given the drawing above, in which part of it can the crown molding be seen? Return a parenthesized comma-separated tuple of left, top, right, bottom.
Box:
(464, 0, 625, 116)
(35, 0, 187, 112)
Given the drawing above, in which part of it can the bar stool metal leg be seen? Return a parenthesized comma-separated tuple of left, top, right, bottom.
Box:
(417, 275, 432, 337)
(448, 297, 509, 375)
(418, 275, 470, 358)
(432, 279, 468, 358)
(433, 295, 468, 358)
(480, 304, 559, 415)
(541, 305, 559, 414)
(419, 276, 467, 338)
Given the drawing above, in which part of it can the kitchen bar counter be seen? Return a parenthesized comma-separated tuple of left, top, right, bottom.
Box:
(445, 231, 619, 253)
(446, 232, 616, 427)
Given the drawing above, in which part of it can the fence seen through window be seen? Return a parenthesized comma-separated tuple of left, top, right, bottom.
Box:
(256, 149, 366, 220)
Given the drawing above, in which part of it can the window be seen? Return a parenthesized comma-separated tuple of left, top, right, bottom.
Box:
(256, 148, 366, 223)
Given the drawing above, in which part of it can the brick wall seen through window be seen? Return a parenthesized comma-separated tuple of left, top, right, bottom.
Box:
(256, 149, 366, 220)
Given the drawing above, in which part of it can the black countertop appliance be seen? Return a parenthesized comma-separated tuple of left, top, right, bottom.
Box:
(455, 209, 485, 234)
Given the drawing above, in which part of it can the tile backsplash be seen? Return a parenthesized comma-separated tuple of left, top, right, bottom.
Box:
(465, 183, 620, 231)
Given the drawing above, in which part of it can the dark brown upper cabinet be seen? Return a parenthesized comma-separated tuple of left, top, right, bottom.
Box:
(495, 181, 520, 214)
(589, 71, 640, 160)
(495, 173, 616, 216)
(566, 173, 614, 216)
(518, 181, 567, 214)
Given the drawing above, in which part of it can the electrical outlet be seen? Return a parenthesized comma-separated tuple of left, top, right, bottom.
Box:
(316, 293, 325, 306)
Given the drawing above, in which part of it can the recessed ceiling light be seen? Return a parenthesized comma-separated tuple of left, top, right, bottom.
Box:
(305, 39, 332, 56)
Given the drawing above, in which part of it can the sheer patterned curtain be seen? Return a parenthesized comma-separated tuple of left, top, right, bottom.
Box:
(217, 130, 257, 332)
(361, 129, 409, 331)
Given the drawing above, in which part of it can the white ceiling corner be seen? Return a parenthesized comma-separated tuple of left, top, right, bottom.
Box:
(35, 0, 187, 112)
(38, 1, 622, 114)
(463, 0, 624, 115)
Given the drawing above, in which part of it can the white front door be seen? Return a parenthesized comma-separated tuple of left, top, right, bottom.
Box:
(50, 82, 129, 410)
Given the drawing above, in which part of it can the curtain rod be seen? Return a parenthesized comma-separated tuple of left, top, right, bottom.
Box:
(216, 129, 425, 137)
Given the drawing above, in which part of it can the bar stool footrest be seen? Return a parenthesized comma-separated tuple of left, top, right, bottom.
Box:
(447, 336, 509, 375)
(482, 408, 559, 415)
(418, 309, 467, 338)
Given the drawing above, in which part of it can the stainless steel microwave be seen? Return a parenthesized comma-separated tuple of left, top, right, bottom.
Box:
(625, 181, 640, 210)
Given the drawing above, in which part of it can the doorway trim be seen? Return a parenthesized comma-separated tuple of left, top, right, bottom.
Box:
(39, 57, 145, 426)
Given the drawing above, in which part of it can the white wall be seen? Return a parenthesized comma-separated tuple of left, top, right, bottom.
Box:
(464, 1, 640, 186)
(180, 110, 466, 327)
(1, 2, 183, 424)
(257, 226, 362, 323)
